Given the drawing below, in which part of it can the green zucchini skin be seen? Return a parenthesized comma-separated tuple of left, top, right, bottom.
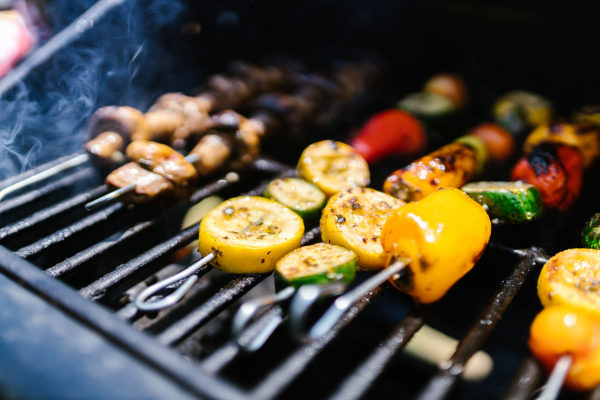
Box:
(264, 177, 326, 220)
(397, 92, 456, 129)
(274, 243, 357, 291)
(582, 214, 600, 250)
(461, 181, 543, 225)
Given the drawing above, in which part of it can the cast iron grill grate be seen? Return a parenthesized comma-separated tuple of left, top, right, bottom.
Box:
(0, 150, 595, 400)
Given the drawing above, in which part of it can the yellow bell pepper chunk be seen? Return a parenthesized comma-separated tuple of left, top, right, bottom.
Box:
(381, 188, 491, 304)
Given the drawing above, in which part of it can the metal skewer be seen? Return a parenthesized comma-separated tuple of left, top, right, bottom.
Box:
(232, 279, 349, 352)
(535, 355, 572, 400)
(85, 152, 201, 210)
(0, 154, 89, 202)
(289, 257, 410, 342)
(135, 252, 215, 311)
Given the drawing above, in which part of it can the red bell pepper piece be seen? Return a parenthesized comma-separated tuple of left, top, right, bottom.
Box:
(350, 109, 426, 163)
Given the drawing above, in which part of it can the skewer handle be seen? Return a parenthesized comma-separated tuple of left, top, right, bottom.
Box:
(134, 252, 215, 311)
(289, 257, 410, 342)
(232, 286, 295, 352)
(536, 355, 572, 400)
(0, 154, 89, 201)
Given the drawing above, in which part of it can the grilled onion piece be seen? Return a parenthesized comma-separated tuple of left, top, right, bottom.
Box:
(198, 196, 304, 274)
(320, 188, 405, 271)
(297, 140, 370, 197)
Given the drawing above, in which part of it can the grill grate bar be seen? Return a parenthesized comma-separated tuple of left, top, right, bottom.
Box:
(415, 248, 546, 400)
(156, 274, 270, 346)
(79, 223, 199, 302)
(0, 183, 107, 241)
(16, 202, 125, 259)
(46, 176, 235, 279)
(502, 357, 544, 400)
(0, 167, 97, 217)
(328, 303, 439, 400)
(201, 305, 285, 374)
(249, 284, 387, 400)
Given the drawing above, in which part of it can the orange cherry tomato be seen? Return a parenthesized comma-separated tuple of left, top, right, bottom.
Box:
(468, 123, 515, 163)
(423, 73, 467, 109)
(529, 305, 600, 391)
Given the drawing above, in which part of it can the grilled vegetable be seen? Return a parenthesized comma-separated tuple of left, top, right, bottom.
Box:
(198, 196, 304, 274)
(383, 142, 477, 202)
(106, 162, 173, 204)
(454, 135, 488, 175)
(381, 188, 491, 304)
(582, 214, 600, 250)
(493, 91, 553, 134)
(573, 105, 600, 127)
(320, 188, 405, 271)
(529, 305, 600, 391)
(264, 178, 326, 220)
(297, 140, 370, 197)
(461, 181, 543, 225)
(397, 92, 456, 128)
(423, 73, 467, 109)
(511, 144, 583, 210)
(350, 110, 427, 163)
(468, 123, 515, 164)
(274, 243, 357, 290)
(538, 249, 600, 319)
(524, 121, 600, 168)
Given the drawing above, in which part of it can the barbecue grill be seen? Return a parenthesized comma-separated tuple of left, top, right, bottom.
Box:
(1, 0, 600, 399)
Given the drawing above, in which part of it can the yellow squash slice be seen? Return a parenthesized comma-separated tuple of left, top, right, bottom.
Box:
(199, 196, 304, 274)
(297, 140, 370, 197)
(538, 248, 600, 319)
(320, 188, 405, 271)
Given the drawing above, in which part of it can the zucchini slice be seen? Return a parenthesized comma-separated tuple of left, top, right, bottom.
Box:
(461, 181, 543, 225)
(264, 177, 326, 220)
(538, 249, 600, 320)
(582, 213, 600, 250)
(320, 188, 405, 271)
(297, 140, 370, 197)
(198, 196, 304, 274)
(275, 243, 357, 290)
(397, 92, 456, 128)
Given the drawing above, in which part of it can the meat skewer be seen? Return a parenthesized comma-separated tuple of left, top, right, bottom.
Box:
(0, 60, 299, 200)
(86, 61, 379, 210)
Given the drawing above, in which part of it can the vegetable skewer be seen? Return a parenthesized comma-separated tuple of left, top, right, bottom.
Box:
(291, 187, 491, 341)
(528, 249, 600, 397)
